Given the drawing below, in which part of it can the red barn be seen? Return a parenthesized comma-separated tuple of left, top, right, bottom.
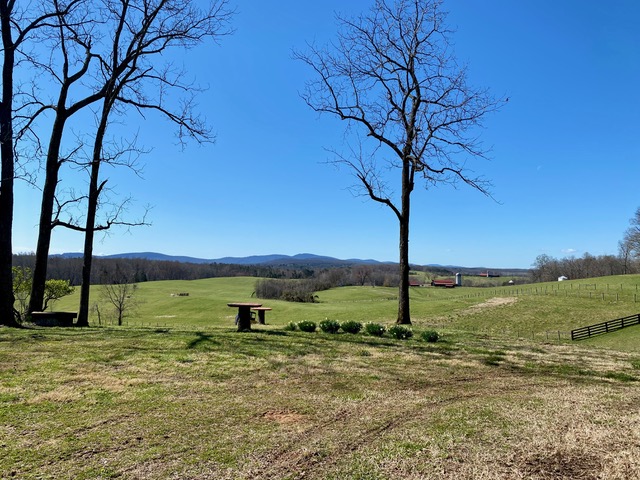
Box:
(431, 278, 456, 288)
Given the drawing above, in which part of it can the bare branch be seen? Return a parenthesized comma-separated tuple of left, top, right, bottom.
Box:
(295, 0, 505, 324)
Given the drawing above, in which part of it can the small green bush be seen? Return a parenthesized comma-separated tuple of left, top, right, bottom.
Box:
(283, 322, 297, 331)
(364, 322, 386, 337)
(319, 319, 341, 334)
(341, 320, 363, 334)
(388, 324, 413, 340)
(297, 320, 317, 333)
(421, 330, 440, 343)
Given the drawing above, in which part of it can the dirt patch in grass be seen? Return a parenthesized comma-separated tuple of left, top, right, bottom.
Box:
(262, 410, 307, 425)
(466, 296, 518, 312)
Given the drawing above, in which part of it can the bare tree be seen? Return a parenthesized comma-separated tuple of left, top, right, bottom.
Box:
(295, 0, 503, 323)
(73, 0, 233, 327)
(619, 236, 633, 275)
(101, 281, 138, 326)
(623, 207, 640, 256)
(618, 207, 640, 275)
(27, 0, 233, 322)
(27, 0, 110, 315)
(0, 0, 81, 326)
(352, 265, 372, 286)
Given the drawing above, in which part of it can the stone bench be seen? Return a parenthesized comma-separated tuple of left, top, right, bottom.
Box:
(30, 311, 78, 327)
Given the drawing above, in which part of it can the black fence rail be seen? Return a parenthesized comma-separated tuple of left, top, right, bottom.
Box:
(571, 313, 640, 340)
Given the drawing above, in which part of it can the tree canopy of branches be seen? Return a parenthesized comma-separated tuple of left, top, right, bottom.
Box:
(73, 0, 233, 326)
(100, 276, 138, 326)
(295, 0, 503, 324)
(620, 208, 640, 260)
(16, 0, 233, 326)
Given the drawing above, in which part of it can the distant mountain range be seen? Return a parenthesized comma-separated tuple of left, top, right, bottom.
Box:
(54, 251, 530, 275)
(56, 251, 391, 267)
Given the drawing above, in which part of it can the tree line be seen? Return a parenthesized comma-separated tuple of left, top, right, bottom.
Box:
(13, 253, 406, 288)
(254, 265, 405, 303)
(531, 208, 640, 283)
(530, 253, 630, 283)
(13, 254, 313, 285)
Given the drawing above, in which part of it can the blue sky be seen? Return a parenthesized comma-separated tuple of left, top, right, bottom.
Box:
(13, 0, 640, 269)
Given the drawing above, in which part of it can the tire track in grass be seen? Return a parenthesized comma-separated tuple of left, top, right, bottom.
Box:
(247, 390, 487, 479)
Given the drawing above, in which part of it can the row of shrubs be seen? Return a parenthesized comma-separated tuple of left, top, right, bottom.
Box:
(284, 319, 440, 342)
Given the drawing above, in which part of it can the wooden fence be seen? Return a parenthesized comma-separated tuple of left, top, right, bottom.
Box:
(571, 313, 640, 340)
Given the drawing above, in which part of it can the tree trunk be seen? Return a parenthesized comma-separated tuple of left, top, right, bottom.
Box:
(76, 162, 100, 327)
(77, 90, 112, 327)
(77, 156, 106, 325)
(0, 1, 20, 327)
(28, 159, 60, 313)
(28, 113, 67, 314)
(397, 219, 411, 324)
(396, 159, 412, 325)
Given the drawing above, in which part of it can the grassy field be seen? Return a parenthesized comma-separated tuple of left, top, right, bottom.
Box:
(2, 275, 640, 478)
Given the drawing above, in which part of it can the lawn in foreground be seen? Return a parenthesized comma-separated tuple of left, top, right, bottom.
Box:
(1, 326, 638, 479)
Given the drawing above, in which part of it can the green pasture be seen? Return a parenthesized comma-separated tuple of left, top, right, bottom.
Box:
(3, 275, 639, 478)
(51, 274, 640, 351)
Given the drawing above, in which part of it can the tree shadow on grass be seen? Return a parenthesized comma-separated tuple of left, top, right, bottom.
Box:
(187, 331, 221, 349)
(251, 330, 289, 337)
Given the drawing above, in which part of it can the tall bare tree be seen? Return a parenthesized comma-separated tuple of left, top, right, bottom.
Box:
(74, 0, 233, 326)
(0, 0, 79, 326)
(27, 0, 109, 315)
(27, 0, 233, 322)
(619, 236, 633, 275)
(623, 207, 640, 255)
(295, 0, 503, 323)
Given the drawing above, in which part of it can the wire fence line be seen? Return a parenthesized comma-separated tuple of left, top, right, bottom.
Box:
(440, 283, 640, 303)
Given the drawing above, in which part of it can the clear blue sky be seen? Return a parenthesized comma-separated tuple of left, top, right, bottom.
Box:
(13, 0, 640, 269)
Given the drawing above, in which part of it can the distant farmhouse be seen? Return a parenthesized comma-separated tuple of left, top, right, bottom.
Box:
(478, 271, 500, 278)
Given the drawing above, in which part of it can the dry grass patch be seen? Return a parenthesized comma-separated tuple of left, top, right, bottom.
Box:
(466, 296, 519, 312)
